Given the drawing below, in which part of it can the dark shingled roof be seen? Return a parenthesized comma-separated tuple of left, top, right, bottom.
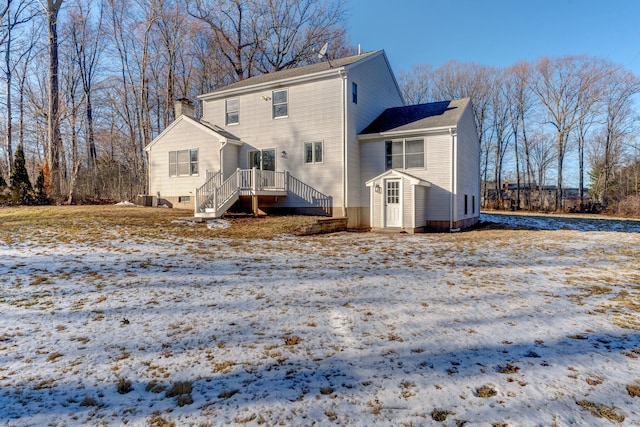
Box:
(204, 50, 381, 95)
(361, 98, 470, 135)
(198, 119, 241, 141)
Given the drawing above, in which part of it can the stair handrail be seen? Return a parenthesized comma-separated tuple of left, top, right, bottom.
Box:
(195, 171, 222, 212)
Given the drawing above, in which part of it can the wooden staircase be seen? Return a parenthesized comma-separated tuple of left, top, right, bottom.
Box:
(194, 168, 288, 218)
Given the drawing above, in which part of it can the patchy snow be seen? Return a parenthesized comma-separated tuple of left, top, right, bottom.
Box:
(1, 214, 639, 426)
(482, 212, 640, 233)
(206, 219, 231, 230)
(114, 201, 136, 207)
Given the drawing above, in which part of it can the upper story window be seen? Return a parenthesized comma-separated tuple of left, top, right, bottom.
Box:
(169, 149, 198, 176)
(385, 139, 424, 170)
(352, 82, 358, 104)
(225, 98, 239, 125)
(304, 141, 323, 164)
(272, 89, 288, 118)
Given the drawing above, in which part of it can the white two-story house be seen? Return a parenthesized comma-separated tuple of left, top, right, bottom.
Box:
(145, 49, 480, 232)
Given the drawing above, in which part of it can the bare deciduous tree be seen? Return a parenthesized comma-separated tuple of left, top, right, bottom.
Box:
(254, 0, 347, 73)
(38, 0, 65, 198)
(505, 61, 535, 209)
(1, 0, 37, 173)
(589, 67, 640, 207)
(533, 55, 606, 211)
(397, 64, 432, 105)
(186, 0, 260, 82)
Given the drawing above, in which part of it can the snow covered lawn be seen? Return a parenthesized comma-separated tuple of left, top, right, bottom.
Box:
(1, 209, 639, 426)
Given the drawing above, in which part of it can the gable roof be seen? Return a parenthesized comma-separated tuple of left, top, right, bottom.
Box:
(145, 115, 242, 152)
(360, 98, 470, 136)
(199, 50, 382, 99)
(365, 169, 430, 187)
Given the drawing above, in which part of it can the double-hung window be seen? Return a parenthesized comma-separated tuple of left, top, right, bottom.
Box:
(225, 98, 239, 125)
(304, 141, 323, 164)
(272, 89, 288, 118)
(169, 149, 198, 176)
(385, 139, 424, 170)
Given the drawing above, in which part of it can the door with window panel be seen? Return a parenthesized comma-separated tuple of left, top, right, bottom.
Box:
(385, 179, 401, 227)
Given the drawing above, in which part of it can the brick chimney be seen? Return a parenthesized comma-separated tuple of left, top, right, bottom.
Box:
(175, 98, 195, 118)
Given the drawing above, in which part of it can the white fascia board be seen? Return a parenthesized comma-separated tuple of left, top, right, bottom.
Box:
(198, 68, 345, 101)
(145, 115, 243, 151)
(358, 126, 457, 142)
(366, 169, 430, 187)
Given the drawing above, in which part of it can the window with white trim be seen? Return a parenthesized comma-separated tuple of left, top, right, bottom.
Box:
(225, 98, 239, 125)
(169, 149, 198, 176)
(385, 139, 424, 170)
(272, 89, 288, 118)
(304, 141, 323, 164)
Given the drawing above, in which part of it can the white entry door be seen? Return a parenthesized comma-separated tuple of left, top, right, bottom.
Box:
(384, 179, 401, 227)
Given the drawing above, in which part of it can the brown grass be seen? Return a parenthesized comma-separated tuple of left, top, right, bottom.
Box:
(627, 383, 640, 397)
(476, 385, 497, 398)
(0, 205, 324, 241)
(576, 400, 625, 422)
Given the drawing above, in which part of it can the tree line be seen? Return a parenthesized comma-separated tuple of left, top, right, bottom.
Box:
(0, 0, 350, 204)
(399, 57, 640, 214)
(2, 1, 640, 216)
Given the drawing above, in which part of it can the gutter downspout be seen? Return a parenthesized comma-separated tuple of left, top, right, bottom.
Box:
(219, 140, 228, 178)
(450, 127, 460, 232)
(340, 70, 348, 218)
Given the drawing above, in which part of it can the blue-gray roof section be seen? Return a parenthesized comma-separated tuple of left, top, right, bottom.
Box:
(360, 98, 470, 135)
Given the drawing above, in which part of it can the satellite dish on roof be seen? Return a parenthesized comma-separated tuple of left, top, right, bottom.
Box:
(317, 42, 328, 59)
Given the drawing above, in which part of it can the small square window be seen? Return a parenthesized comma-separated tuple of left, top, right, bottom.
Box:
(273, 89, 288, 118)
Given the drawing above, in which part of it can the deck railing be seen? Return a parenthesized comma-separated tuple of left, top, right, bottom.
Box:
(195, 168, 331, 217)
(195, 171, 222, 211)
(195, 168, 288, 215)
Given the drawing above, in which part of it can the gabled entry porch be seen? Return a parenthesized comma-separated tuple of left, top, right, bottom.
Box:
(366, 169, 431, 233)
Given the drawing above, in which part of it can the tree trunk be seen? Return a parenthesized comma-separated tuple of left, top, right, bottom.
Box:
(4, 9, 13, 173)
(46, 0, 64, 199)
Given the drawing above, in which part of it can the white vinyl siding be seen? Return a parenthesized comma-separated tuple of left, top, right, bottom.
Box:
(415, 185, 428, 226)
(203, 75, 345, 209)
(147, 118, 221, 200)
(455, 104, 481, 221)
(402, 177, 413, 227)
(424, 134, 452, 220)
(346, 52, 405, 219)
